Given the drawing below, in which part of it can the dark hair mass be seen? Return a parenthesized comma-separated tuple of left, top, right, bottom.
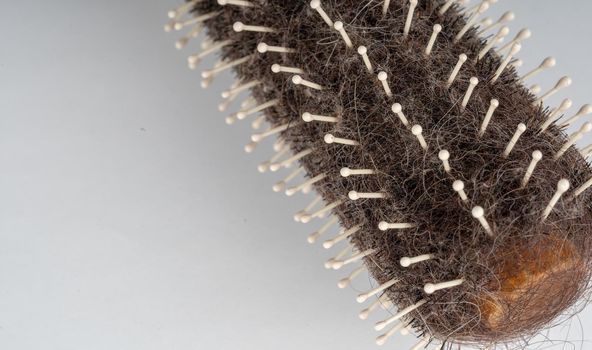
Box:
(185, 0, 592, 347)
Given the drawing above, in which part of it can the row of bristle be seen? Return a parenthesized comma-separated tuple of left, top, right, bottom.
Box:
(165, 0, 592, 348)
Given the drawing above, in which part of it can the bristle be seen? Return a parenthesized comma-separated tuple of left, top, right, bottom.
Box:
(340, 167, 376, 177)
(175, 23, 203, 49)
(477, 26, 509, 60)
(391, 103, 410, 126)
(400, 254, 434, 268)
(446, 53, 468, 88)
(270, 64, 304, 74)
(300, 200, 342, 224)
(542, 179, 570, 221)
(554, 122, 592, 160)
(478, 11, 514, 34)
(540, 98, 572, 132)
(382, 0, 391, 16)
(438, 0, 456, 16)
(403, 0, 418, 38)
(534, 76, 572, 105)
(273, 167, 303, 192)
(257, 145, 288, 173)
(167, 0, 201, 19)
(323, 134, 359, 146)
(452, 180, 468, 201)
(291, 75, 324, 91)
(333, 21, 354, 48)
(376, 322, 404, 346)
(338, 265, 365, 289)
(323, 224, 361, 249)
(479, 98, 499, 136)
(217, 0, 254, 7)
(423, 279, 465, 295)
(357, 46, 374, 73)
(378, 222, 416, 231)
(410, 337, 430, 350)
(257, 42, 296, 54)
(461, 77, 479, 108)
(331, 248, 376, 270)
(174, 11, 220, 30)
(357, 278, 399, 303)
(498, 28, 532, 53)
(375, 299, 427, 331)
(454, 1, 489, 42)
(561, 104, 592, 127)
(359, 294, 390, 320)
(521, 150, 543, 188)
(310, 0, 333, 27)
(302, 112, 338, 123)
(325, 243, 353, 269)
(438, 150, 451, 173)
(307, 215, 337, 244)
(377, 71, 393, 97)
(502, 123, 527, 158)
(188, 39, 233, 69)
(232, 21, 276, 33)
(521, 56, 556, 81)
(202, 55, 251, 78)
(471, 206, 493, 237)
(269, 149, 312, 172)
(492, 43, 521, 83)
(222, 80, 259, 98)
(285, 173, 326, 196)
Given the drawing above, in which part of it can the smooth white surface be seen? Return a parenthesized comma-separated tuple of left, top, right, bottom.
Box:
(1, 1, 592, 349)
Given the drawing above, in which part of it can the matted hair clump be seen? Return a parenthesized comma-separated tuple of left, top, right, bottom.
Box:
(166, 0, 592, 347)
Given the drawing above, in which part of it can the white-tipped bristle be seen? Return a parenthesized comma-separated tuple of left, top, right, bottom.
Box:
(454, 1, 489, 42)
(542, 179, 570, 221)
(447, 54, 468, 88)
(333, 21, 353, 48)
(472, 206, 494, 236)
(310, 0, 334, 27)
(232, 22, 277, 33)
(374, 299, 427, 331)
(534, 76, 572, 106)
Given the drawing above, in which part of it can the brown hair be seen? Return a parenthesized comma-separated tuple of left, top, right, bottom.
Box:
(178, 0, 592, 346)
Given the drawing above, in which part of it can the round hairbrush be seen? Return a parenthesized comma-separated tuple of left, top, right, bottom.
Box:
(164, 0, 592, 348)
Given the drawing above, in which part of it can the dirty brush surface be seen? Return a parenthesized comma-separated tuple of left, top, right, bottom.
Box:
(175, 0, 592, 347)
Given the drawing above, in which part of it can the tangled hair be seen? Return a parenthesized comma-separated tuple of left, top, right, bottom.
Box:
(170, 0, 592, 347)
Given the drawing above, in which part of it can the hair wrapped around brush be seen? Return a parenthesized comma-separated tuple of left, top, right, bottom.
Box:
(165, 0, 592, 348)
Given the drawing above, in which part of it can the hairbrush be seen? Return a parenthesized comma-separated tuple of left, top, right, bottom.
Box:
(164, 0, 592, 348)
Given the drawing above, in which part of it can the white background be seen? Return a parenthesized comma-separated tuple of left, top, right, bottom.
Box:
(1, 1, 591, 349)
